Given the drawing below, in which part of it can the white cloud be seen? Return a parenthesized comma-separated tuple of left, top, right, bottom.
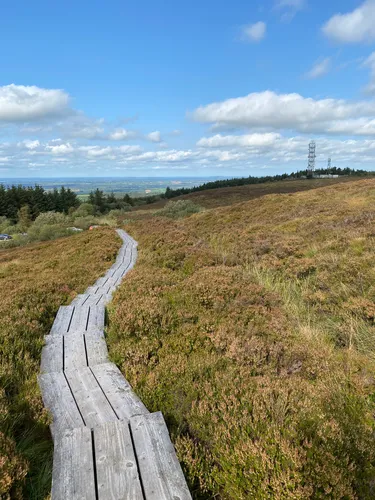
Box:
(108, 128, 137, 141)
(322, 0, 375, 44)
(46, 142, 74, 154)
(23, 139, 40, 150)
(241, 22, 266, 42)
(305, 57, 331, 79)
(0, 84, 70, 122)
(190, 90, 375, 136)
(118, 145, 142, 154)
(275, 0, 306, 21)
(146, 131, 162, 143)
(197, 133, 281, 148)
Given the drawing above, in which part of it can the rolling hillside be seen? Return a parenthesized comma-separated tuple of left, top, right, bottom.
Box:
(138, 176, 357, 210)
(108, 178, 375, 499)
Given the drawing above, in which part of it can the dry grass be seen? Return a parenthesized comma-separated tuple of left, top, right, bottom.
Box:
(0, 228, 121, 499)
(107, 178, 375, 499)
(138, 176, 357, 211)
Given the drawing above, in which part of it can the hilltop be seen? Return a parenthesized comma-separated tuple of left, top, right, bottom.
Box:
(107, 178, 375, 498)
(137, 176, 359, 210)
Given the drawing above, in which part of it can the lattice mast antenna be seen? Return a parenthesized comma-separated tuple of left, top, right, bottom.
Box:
(307, 141, 316, 178)
(327, 157, 332, 169)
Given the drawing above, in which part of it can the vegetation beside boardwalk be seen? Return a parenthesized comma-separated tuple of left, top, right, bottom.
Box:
(0, 228, 121, 499)
(107, 179, 375, 499)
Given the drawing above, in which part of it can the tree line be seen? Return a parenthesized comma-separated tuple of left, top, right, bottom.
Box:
(2, 167, 373, 221)
(0, 184, 79, 221)
(163, 167, 373, 200)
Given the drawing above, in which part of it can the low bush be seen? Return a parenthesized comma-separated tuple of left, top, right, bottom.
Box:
(155, 200, 203, 219)
(107, 179, 375, 498)
(33, 211, 68, 227)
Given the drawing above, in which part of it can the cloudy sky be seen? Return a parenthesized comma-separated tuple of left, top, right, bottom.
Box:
(1, 0, 375, 177)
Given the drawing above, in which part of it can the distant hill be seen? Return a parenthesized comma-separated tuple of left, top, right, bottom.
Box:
(137, 175, 359, 210)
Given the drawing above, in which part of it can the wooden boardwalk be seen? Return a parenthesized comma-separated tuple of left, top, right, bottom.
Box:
(39, 229, 192, 500)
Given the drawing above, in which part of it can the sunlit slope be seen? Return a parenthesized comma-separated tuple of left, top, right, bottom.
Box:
(108, 178, 375, 499)
(139, 176, 357, 210)
(0, 229, 121, 499)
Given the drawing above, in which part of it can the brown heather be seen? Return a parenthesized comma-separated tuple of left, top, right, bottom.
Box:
(0, 229, 121, 499)
(107, 179, 375, 499)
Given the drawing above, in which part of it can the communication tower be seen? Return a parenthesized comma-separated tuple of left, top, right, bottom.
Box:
(327, 158, 332, 169)
(307, 141, 316, 178)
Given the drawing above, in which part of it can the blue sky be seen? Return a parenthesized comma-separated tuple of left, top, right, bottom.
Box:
(1, 0, 375, 177)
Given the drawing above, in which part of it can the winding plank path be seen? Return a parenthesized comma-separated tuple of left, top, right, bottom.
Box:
(38, 229, 192, 500)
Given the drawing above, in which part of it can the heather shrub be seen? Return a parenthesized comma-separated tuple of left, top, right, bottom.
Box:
(155, 200, 203, 219)
(107, 179, 375, 498)
(27, 224, 71, 242)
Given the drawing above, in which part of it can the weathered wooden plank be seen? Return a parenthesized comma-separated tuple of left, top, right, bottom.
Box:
(40, 335, 63, 373)
(50, 305, 74, 335)
(68, 305, 90, 333)
(73, 293, 108, 307)
(95, 293, 113, 306)
(64, 334, 87, 371)
(70, 294, 89, 307)
(51, 426, 96, 500)
(38, 372, 84, 437)
(65, 367, 118, 428)
(88, 304, 106, 332)
(95, 276, 109, 287)
(91, 363, 148, 421)
(94, 421, 143, 500)
(130, 412, 192, 500)
(68, 304, 105, 334)
(85, 334, 109, 367)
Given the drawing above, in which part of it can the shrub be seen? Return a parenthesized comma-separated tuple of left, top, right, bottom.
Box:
(33, 211, 68, 227)
(72, 203, 95, 217)
(27, 224, 71, 242)
(107, 179, 375, 498)
(155, 200, 203, 219)
(71, 216, 98, 230)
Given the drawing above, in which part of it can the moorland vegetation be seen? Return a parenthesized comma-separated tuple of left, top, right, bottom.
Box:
(107, 178, 375, 499)
(0, 229, 121, 499)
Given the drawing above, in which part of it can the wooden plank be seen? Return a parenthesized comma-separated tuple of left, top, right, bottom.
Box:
(130, 412, 192, 500)
(50, 305, 74, 335)
(94, 421, 143, 500)
(91, 363, 148, 421)
(88, 305, 106, 332)
(51, 426, 96, 500)
(95, 293, 112, 306)
(64, 334, 87, 371)
(40, 335, 63, 373)
(68, 305, 90, 333)
(65, 367, 118, 428)
(70, 294, 89, 307)
(67, 304, 105, 334)
(95, 276, 109, 287)
(38, 372, 84, 437)
(85, 334, 109, 366)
